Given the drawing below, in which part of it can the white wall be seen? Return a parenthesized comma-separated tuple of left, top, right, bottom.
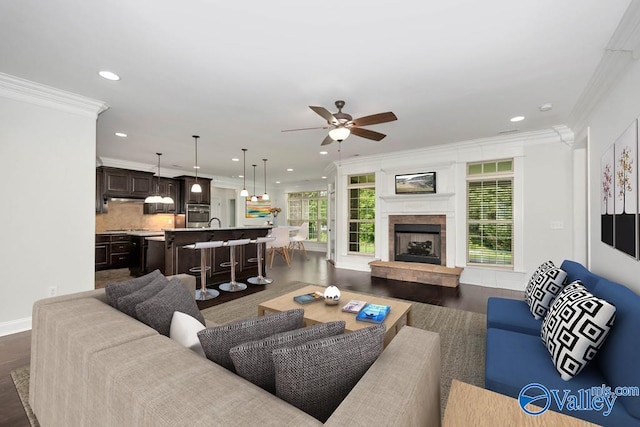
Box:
(584, 55, 640, 295)
(0, 74, 106, 336)
(331, 128, 580, 290)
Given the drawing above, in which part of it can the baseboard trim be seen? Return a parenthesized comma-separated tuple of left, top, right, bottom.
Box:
(0, 317, 31, 337)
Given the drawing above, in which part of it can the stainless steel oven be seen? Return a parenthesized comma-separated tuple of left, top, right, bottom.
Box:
(186, 204, 211, 228)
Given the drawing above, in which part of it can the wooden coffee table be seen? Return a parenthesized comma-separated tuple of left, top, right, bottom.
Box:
(444, 380, 599, 426)
(257, 284, 412, 346)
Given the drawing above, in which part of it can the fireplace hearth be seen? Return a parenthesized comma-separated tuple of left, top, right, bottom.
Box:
(373, 214, 461, 287)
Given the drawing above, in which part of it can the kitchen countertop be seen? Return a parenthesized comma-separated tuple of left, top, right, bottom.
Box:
(163, 226, 272, 232)
(96, 230, 164, 237)
(145, 236, 165, 242)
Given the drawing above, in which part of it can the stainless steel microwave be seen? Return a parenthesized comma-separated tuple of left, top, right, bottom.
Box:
(186, 204, 211, 228)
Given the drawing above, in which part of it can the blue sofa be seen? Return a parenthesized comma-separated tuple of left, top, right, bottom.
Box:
(485, 260, 640, 426)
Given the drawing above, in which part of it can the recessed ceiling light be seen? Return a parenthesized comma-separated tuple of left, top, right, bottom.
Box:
(510, 116, 525, 122)
(287, 168, 293, 172)
(322, 176, 327, 179)
(320, 151, 328, 155)
(539, 103, 553, 112)
(193, 165, 200, 169)
(238, 174, 244, 178)
(115, 132, 127, 137)
(231, 158, 239, 162)
(98, 70, 120, 81)
(275, 181, 281, 184)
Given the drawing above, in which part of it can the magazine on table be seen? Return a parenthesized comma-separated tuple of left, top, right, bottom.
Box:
(293, 291, 324, 304)
(341, 300, 367, 313)
(355, 303, 391, 324)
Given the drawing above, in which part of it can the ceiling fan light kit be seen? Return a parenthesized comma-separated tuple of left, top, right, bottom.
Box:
(329, 126, 350, 142)
(191, 135, 202, 193)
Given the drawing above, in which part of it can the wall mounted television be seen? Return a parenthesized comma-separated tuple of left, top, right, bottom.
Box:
(395, 172, 436, 194)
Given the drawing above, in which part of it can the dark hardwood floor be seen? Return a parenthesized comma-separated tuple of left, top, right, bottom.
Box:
(0, 251, 522, 426)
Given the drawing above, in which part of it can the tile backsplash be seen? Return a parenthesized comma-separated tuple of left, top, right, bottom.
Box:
(95, 201, 176, 232)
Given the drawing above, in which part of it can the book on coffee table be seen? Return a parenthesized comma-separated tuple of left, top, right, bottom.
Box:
(355, 303, 391, 324)
(341, 300, 367, 313)
(293, 291, 324, 304)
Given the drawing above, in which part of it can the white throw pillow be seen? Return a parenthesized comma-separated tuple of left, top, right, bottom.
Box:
(170, 311, 206, 357)
(541, 281, 616, 380)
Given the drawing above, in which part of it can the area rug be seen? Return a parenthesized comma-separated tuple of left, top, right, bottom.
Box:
(12, 280, 485, 424)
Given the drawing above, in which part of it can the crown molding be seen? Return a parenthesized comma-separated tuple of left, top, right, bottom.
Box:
(336, 126, 574, 169)
(569, 1, 640, 136)
(0, 72, 109, 118)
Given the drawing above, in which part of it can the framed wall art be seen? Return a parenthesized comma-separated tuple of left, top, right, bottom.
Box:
(246, 197, 270, 218)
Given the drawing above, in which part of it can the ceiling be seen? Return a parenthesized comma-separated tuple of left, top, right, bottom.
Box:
(0, 1, 632, 187)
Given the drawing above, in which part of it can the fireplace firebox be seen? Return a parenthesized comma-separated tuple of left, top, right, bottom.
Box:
(394, 224, 441, 265)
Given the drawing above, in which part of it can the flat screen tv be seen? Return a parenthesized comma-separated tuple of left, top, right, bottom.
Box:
(395, 172, 436, 194)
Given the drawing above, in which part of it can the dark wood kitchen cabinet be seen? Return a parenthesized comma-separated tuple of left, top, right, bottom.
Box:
(176, 176, 211, 213)
(95, 235, 110, 269)
(97, 167, 154, 199)
(95, 234, 131, 270)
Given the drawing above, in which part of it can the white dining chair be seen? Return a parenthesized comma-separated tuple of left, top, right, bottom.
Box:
(267, 227, 291, 268)
(289, 221, 309, 260)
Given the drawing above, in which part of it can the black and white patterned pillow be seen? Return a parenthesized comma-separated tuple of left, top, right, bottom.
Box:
(198, 309, 304, 371)
(525, 262, 567, 320)
(541, 281, 616, 381)
(524, 260, 554, 305)
(229, 321, 346, 393)
(272, 324, 385, 422)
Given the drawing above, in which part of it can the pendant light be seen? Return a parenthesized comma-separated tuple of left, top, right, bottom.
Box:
(191, 135, 202, 193)
(240, 148, 249, 197)
(145, 153, 174, 204)
(262, 158, 269, 201)
(250, 164, 258, 202)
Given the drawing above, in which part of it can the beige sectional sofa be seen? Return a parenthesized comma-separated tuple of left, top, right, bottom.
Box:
(29, 276, 441, 426)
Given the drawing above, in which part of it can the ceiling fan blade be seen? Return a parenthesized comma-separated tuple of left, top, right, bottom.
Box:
(320, 134, 334, 146)
(309, 106, 338, 124)
(351, 112, 397, 127)
(350, 127, 387, 141)
(281, 126, 327, 132)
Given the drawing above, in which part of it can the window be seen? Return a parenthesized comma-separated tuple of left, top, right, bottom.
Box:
(286, 191, 328, 242)
(467, 159, 513, 267)
(348, 173, 375, 254)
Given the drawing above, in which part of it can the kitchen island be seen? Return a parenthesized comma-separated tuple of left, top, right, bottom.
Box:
(149, 227, 272, 286)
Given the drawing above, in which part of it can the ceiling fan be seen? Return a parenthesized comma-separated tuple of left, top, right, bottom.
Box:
(282, 100, 397, 146)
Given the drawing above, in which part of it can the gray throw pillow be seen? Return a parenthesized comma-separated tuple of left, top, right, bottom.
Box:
(198, 309, 304, 371)
(135, 277, 206, 336)
(272, 324, 385, 422)
(230, 321, 346, 393)
(105, 269, 163, 309)
(117, 275, 169, 319)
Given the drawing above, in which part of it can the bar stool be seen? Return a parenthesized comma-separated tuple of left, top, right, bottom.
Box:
(247, 236, 276, 285)
(183, 241, 224, 300)
(219, 238, 251, 292)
